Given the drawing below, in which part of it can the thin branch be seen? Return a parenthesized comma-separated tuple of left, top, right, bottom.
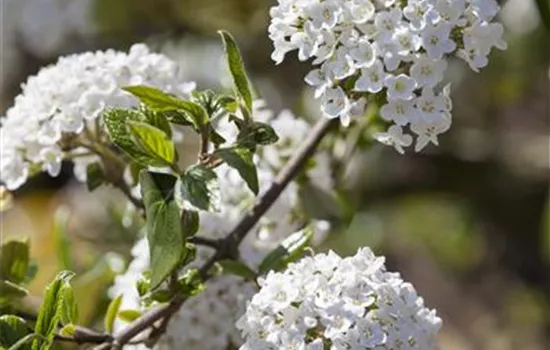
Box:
(54, 326, 113, 344)
(113, 179, 145, 210)
(187, 236, 221, 250)
(112, 117, 335, 346)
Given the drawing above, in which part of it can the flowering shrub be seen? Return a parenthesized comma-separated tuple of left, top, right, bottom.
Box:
(269, 0, 506, 152)
(0, 1, 507, 349)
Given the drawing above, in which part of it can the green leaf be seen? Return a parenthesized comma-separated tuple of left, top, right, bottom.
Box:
(214, 148, 258, 195)
(117, 310, 141, 323)
(181, 210, 200, 238)
(0, 280, 28, 302)
(128, 121, 176, 165)
(0, 315, 31, 348)
(123, 86, 185, 111)
(145, 110, 173, 138)
(123, 86, 208, 128)
(216, 260, 257, 281)
(60, 282, 78, 325)
(237, 121, 279, 147)
(52, 207, 72, 270)
(104, 295, 123, 334)
(86, 163, 105, 191)
(218, 30, 253, 113)
(33, 271, 75, 350)
(58, 324, 75, 337)
(139, 171, 187, 289)
(258, 227, 313, 275)
(0, 239, 30, 284)
(8, 334, 45, 350)
(176, 164, 220, 212)
(177, 269, 204, 297)
(103, 108, 161, 166)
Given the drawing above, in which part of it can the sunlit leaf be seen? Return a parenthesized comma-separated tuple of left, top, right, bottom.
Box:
(104, 295, 123, 334)
(218, 30, 253, 113)
(128, 121, 176, 165)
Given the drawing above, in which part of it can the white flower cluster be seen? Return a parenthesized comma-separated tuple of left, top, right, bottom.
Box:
(0, 44, 194, 190)
(237, 248, 442, 349)
(111, 105, 333, 349)
(269, 0, 507, 153)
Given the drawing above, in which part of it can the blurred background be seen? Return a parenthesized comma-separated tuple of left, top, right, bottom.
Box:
(1, 0, 549, 349)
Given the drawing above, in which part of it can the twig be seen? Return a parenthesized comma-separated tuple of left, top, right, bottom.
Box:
(112, 117, 335, 346)
(113, 179, 145, 210)
(187, 236, 220, 250)
(54, 326, 113, 344)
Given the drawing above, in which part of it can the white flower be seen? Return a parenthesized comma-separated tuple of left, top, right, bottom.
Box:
(321, 87, 351, 120)
(415, 87, 446, 121)
(347, 0, 375, 24)
(410, 55, 447, 87)
(238, 248, 442, 349)
(469, 0, 500, 21)
(393, 26, 421, 56)
(422, 22, 456, 59)
(40, 146, 63, 177)
(385, 74, 417, 101)
(305, 68, 333, 98)
(403, 0, 438, 30)
(380, 99, 418, 126)
(411, 113, 452, 152)
(374, 8, 402, 36)
(354, 59, 387, 93)
(374, 125, 413, 154)
(309, 0, 342, 29)
(348, 38, 377, 68)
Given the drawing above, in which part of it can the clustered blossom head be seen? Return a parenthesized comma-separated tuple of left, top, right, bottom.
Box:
(111, 104, 333, 349)
(269, 0, 507, 153)
(0, 44, 194, 190)
(237, 248, 442, 349)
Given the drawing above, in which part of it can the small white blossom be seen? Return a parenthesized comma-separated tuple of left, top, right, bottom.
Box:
(410, 55, 447, 88)
(380, 99, 418, 126)
(321, 87, 351, 120)
(422, 22, 456, 59)
(238, 248, 442, 349)
(384, 74, 417, 101)
(354, 59, 387, 93)
(374, 125, 413, 154)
